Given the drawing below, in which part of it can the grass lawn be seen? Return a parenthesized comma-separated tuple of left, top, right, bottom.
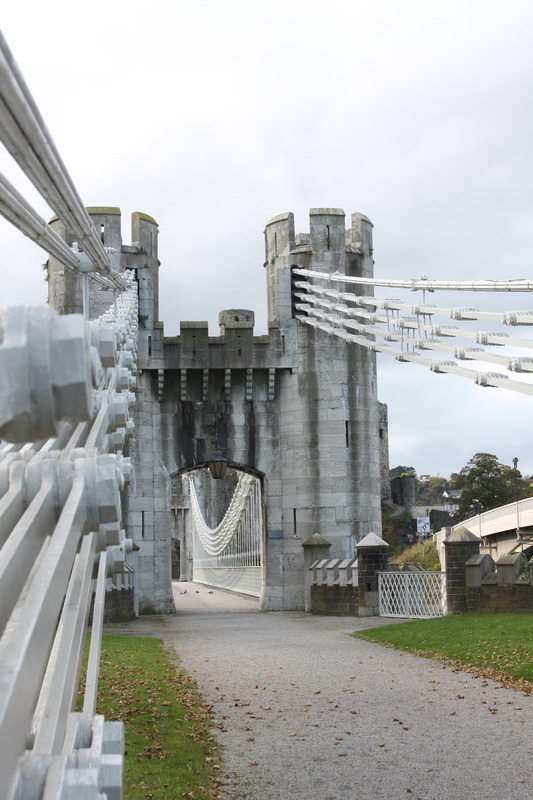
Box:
(85, 635, 224, 800)
(352, 612, 533, 693)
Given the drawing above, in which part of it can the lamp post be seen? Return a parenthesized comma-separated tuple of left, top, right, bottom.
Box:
(472, 497, 481, 539)
(512, 456, 520, 540)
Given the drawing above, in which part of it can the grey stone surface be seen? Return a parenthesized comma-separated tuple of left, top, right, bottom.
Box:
(49, 207, 387, 614)
(109, 583, 533, 800)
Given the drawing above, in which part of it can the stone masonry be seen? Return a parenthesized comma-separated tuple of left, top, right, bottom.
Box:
(48, 208, 384, 613)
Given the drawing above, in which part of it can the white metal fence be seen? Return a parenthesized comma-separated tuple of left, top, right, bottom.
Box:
(379, 571, 447, 618)
(0, 277, 138, 800)
(189, 471, 263, 596)
(0, 30, 143, 799)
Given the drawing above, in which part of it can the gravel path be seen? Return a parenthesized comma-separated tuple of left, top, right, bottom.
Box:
(108, 583, 533, 800)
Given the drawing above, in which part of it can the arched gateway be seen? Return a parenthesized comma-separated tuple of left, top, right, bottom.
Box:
(48, 207, 384, 612)
(172, 465, 264, 599)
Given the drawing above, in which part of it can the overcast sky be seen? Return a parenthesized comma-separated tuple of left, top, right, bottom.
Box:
(2, 0, 533, 479)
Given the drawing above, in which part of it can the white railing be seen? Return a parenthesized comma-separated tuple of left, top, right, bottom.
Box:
(0, 30, 124, 291)
(379, 571, 447, 618)
(293, 268, 533, 396)
(454, 496, 533, 541)
(0, 273, 138, 800)
(190, 471, 263, 596)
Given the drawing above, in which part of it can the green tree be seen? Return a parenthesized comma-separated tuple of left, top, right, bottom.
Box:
(416, 475, 450, 505)
(389, 465, 416, 479)
(452, 452, 532, 519)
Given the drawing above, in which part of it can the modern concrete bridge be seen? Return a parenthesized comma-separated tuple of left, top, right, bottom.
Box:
(453, 496, 533, 558)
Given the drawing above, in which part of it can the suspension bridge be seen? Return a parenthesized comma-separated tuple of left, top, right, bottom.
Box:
(1, 26, 533, 800)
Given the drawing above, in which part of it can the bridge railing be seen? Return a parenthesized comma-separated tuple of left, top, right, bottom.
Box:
(0, 29, 124, 293)
(0, 273, 138, 799)
(292, 267, 533, 395)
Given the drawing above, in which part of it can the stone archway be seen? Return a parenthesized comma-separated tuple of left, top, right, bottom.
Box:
(170, 464, 265, 601)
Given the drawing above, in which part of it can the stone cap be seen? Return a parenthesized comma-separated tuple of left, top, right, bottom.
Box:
(352, 212, 373, 227)
(496, 553, 521, 566)
(310, 208, 345, 216)
(87, 206, 121, 216)
(465, 554, 493, 566)
(338, 558, 355, 568)
(219, 310, 255, 330)
(356, 531, 389, 549)
(132, 211, 158, 226)
(302, 532, 332, 548)
(265, 212, 292, 227)
(445, 526, 479, 543)
(180, 321, 209, 329)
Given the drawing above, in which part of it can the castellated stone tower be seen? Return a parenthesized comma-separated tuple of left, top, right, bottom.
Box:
(262, 209, 382, 606)
(47, 207, 383, 614)
(47, 207, 160, 322)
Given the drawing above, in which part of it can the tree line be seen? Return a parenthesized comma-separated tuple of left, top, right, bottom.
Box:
(390, 453, 533, 519)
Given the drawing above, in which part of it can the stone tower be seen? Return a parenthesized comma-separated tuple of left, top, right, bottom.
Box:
(262, 209, 382, 607)
(47, 207, 159, 322)
(48, 207, 383, 613)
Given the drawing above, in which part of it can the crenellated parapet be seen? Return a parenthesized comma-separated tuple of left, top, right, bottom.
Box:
(48, 208, 159, 323)
(47, 205, 385, 613)
(264, 208, 375, 328)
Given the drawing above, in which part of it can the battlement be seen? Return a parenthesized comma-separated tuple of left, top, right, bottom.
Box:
(219, 309, 255, 333)
(48, 208, 158, 257)
(160, 310, 290, 372)
(264, 208, 375, 327)
(264, 208, 373, 266)
(48, 208, 159, 321)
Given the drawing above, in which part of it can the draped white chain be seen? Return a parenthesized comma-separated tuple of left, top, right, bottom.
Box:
(189, 472, 255, 556)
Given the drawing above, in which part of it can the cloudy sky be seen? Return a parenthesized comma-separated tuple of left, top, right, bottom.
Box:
(2, 0, 533, 479)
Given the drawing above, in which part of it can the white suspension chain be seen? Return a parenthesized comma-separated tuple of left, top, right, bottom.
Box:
(189, 472, 255, 556)
(294, 271, 533, 395)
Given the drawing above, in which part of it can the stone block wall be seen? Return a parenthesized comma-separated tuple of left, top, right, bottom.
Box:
(161, 209, 383, 612)
(465, 551, 533, 613)
(466, 583, 533, 613)
(308, 535, 388, 617)
(311, 584, 359, 615)
(308, 527, 533, 618)
(49, 206, 386, 614)
(103, 588, 136, 622)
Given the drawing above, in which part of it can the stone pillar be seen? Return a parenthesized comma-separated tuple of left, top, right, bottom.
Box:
(356, 532, 389, 617)
(302, 533, 332, 612)
(444, 527, 480, 613)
